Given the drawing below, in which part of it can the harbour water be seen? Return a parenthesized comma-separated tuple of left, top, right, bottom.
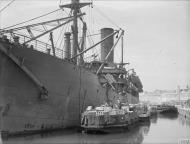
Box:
(1, 113, 190, 144)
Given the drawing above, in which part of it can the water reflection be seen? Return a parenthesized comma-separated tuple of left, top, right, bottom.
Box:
(157, 112, 178, 120)
(143, 113, 190, 144)
(0, 132, 2, 144)
(150, 112, 178, 124)
(150, 115, 158, 124)
(2, 113, 190, 144)
(2, 123, 151, 144)
(178, 115, 190, 127)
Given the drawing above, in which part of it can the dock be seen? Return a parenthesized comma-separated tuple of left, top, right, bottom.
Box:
(176, 105, 190, 118)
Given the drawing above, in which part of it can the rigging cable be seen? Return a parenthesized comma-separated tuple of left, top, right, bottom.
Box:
(55, 25, 65, 46)
(55, 9, 71, 47)
(55, 10, 69, 46)
(0, 0, 16, 13)
(2, 9, 61, 30)
(94, 6, 120, 29)
(58, 27, 66, 49)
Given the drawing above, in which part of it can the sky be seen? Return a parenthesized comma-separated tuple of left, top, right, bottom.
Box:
(0, 0, 190, 91)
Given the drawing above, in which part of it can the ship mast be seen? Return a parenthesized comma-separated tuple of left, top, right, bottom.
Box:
(72, 0, 79, 64)
(121, 34, 124, 66)
(60, 0, 91, 64)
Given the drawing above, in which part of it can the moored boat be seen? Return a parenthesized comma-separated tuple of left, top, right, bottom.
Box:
(157, 104, 177, 114)
(138, 105, 150, 123)
(81, 103, 138, 133)
(139, 112, 150, 123)
(81, 102, 149, 133)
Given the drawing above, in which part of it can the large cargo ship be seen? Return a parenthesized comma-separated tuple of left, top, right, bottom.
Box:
(0, 0, 143, 136)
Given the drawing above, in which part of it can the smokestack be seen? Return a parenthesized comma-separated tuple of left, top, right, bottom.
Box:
(64, 32, 71, 59)
(100, 28, 114, 63)
(72, 0, 79, 3)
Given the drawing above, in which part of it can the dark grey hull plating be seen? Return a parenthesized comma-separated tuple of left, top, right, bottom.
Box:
(0, 43, 138, 136)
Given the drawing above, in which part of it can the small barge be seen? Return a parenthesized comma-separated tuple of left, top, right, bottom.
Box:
(156, 104, 177, 114)
(81, 103, 149, 133)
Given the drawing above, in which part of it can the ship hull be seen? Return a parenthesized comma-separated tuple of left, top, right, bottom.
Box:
(0, 43, 139, 136)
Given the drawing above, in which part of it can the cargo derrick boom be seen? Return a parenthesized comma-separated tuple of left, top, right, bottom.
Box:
(0, 13, 85, 45)
(0, 13, 85, 99)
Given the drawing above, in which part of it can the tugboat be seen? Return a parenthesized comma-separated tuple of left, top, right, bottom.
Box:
(81, 104, 131, 133)
(138, 105, 150, 123)
(81, 101, 145, 133)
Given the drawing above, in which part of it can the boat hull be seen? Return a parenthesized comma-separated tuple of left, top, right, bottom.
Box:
(0, 43, 139, 136)
(139, 114, 150, 123)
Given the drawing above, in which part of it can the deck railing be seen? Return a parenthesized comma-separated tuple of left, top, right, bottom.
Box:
(6, 33, 68, 60)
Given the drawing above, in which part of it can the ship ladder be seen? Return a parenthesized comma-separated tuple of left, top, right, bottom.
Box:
(104, 74, 116, 90)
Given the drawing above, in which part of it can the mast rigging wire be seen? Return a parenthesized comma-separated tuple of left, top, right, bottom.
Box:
(58, 32, 65, 49)
(0, 0, 16, 13)
(55, 25, 65, 46)
(94, 6, 120, 29)
(2, 9, 61, 30)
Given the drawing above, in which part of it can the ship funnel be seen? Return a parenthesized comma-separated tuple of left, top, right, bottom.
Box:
(64, 32, 71, 59)
(100, 28, 114, 63)
(72, 0, 79, 3)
